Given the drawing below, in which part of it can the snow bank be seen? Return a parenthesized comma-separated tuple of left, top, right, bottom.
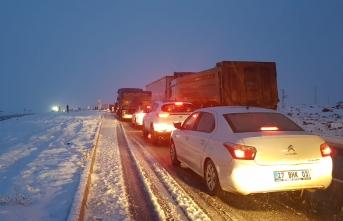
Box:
(67, 114, 104, 221)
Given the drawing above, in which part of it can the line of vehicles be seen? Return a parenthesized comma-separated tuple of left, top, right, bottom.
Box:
(115, 61, 279, 124)
(112, 61, 333, 197)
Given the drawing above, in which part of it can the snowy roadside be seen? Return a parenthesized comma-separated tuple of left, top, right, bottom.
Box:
(67, 114, 104, 221)
(0, 111, 103, 221)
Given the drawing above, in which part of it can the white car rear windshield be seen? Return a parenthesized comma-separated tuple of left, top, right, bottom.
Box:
(223, 112, 304, 133)
(161, 103, 195, 113)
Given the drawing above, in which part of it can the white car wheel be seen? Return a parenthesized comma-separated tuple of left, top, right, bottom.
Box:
(133, 118, 138, 128)
(142, 123, 148, 138)
(170, 142, 180, 166)
(150, 125, 158, 144)
(205, 160, 221, 196)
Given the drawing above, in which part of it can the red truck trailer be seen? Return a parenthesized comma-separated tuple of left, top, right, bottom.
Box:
(146, 61, 279, 109)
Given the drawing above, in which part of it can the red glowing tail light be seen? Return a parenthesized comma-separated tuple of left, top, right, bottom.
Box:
(223, 143, 257, 160)
(320, 143, 331, 157)
(261, 127, 279, 131)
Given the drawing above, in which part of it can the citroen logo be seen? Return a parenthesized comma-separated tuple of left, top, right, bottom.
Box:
(286, 145, 297, 155)
(288, 145, 295, 153)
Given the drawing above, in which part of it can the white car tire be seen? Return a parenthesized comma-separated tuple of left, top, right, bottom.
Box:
(142, 124, 149, 138)
(133, 118, 138, 129)
(205, 160, 221, 196)
(170, 142, 181, 166)
(150, 125, 158, 144)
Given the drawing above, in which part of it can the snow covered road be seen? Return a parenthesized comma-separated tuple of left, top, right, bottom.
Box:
(84, 113, 207, 221)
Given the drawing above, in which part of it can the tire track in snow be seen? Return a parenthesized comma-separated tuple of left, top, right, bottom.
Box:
(120, 125, 211, 221)
(117, 124, 160, 221)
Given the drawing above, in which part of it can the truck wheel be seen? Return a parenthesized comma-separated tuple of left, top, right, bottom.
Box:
(204, 160, 221, 196)
(118, 110, 122, 121)
(170, 142, 180, 166)
(150, 126, 158, 145)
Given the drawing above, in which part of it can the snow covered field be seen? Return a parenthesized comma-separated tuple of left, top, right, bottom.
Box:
(278, 102, 343, 144)
(0, 111, 103, 220)
(0, 103, 342, 220)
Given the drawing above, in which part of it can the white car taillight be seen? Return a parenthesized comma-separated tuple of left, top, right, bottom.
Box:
(223, 142, 257, 160)
(158, 113, 169, 118)
(260, 127, 279, 131)
(320, 143, 331, 157)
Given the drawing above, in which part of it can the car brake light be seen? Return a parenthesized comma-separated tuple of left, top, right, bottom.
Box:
(158, 113, 169, 118)
(320, 143, 331, 157)
(261, 127, 278, 131)
(223, 143, 257, 160)
(175, 102, 183, 106)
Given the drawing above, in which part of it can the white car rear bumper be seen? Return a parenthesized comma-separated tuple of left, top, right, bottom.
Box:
(216, 157, 332, 195)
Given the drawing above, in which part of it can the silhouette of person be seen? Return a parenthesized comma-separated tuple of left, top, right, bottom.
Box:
(66, 105, 69, 113)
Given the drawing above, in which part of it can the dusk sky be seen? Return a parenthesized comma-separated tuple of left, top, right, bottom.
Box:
(1, 1, 342, 113)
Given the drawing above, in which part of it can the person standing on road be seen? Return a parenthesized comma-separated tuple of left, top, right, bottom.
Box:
(66, 105, 69, 113)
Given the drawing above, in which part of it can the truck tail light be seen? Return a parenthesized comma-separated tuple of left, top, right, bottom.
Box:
(320, 143, 331, 157)
(223, 143, 257, 160)
(158, 113, 169, 118)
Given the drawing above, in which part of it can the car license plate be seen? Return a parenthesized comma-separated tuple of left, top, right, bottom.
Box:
(274, 170, 311, 182)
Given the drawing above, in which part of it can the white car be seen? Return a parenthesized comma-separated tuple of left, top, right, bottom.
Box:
(131, 105, 151, 128)
(142, 101, 195, 144)
(170, 106, 332, 196)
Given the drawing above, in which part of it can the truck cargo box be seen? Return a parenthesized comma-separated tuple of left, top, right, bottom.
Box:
(146, 76, 174, 101)
(171, 61, 279, 109)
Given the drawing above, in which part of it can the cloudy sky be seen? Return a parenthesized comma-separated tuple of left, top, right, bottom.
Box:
(1, 1, 342, 113)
